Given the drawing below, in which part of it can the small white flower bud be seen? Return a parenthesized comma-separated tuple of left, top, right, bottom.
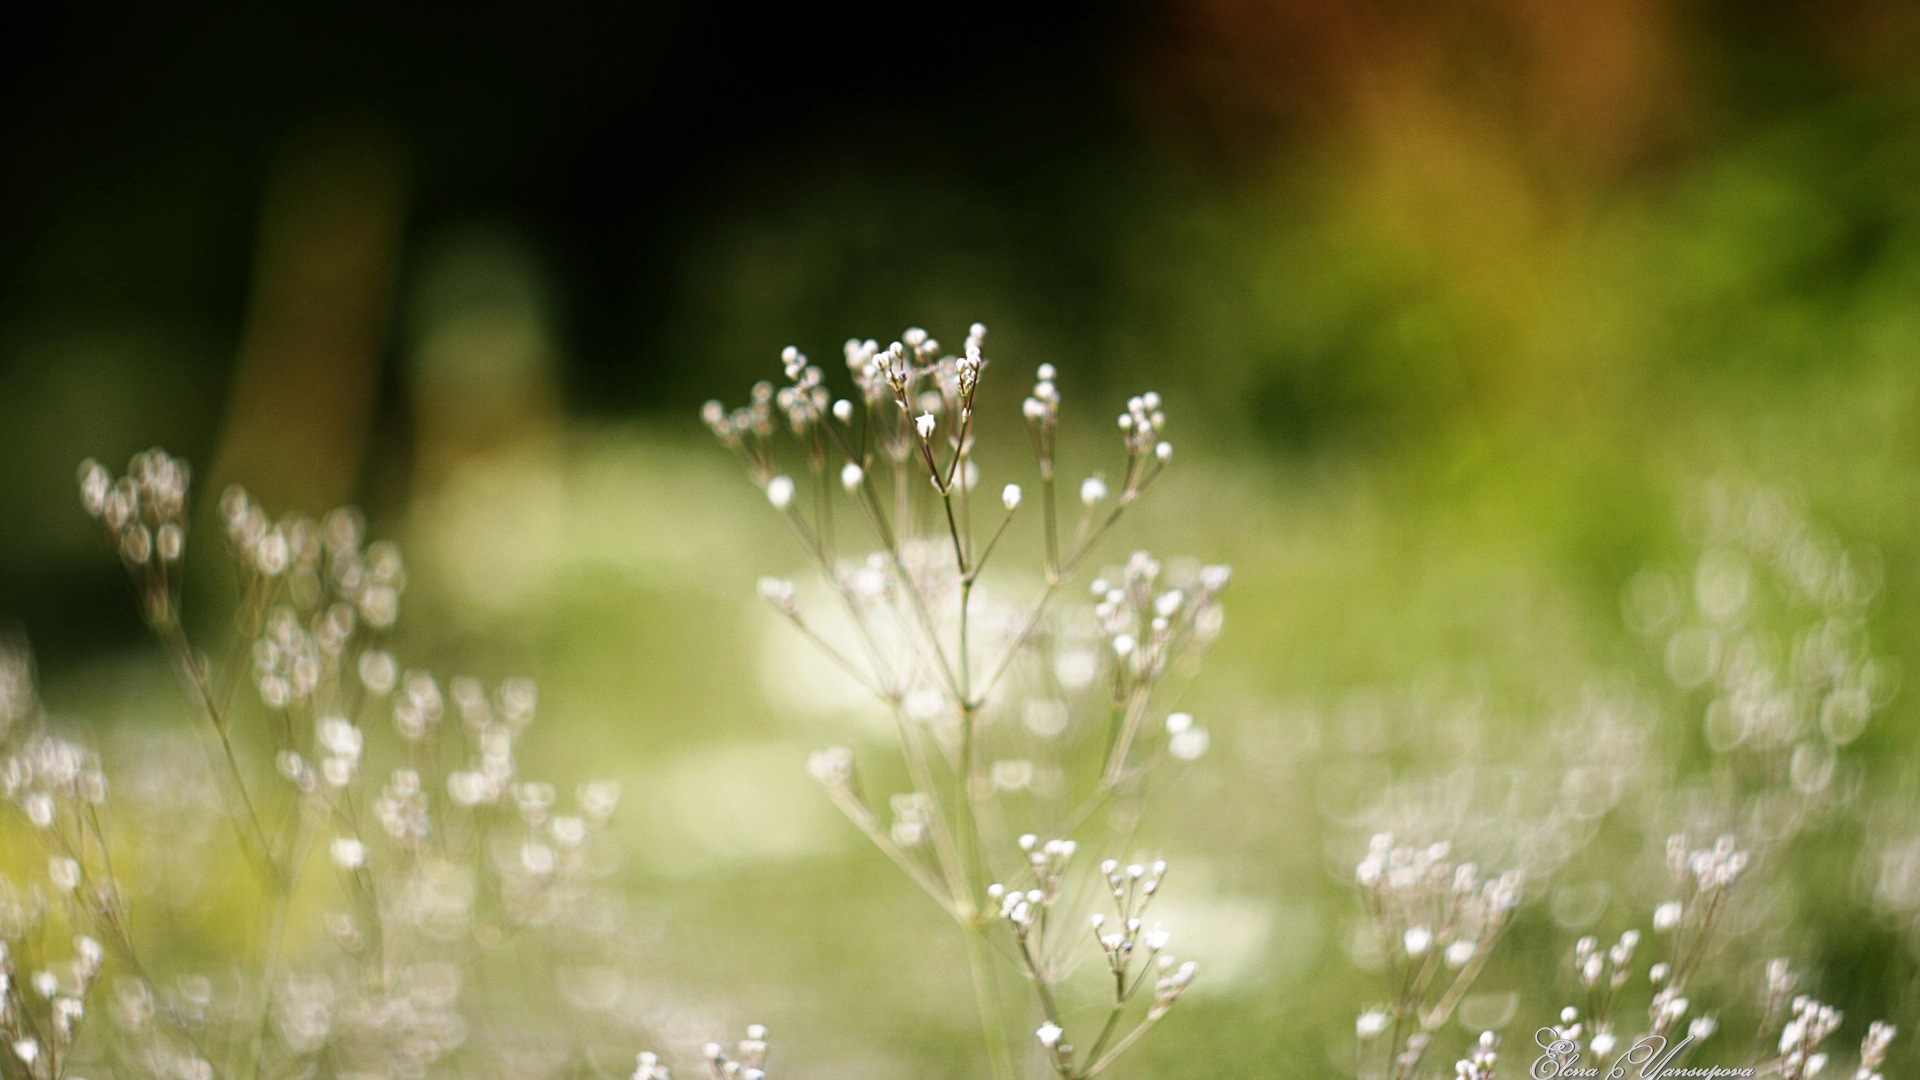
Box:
(1002, 483, 1022, 511)
(77, 461, 110, 517)
(1156, 441, 1173, 462)
(1169, 728, 1209, 761)
(1080, 476, 1108, 506)
(48, 856, 81, 892)
(156, 522, 185, 562)
(1036, 1022, 1064, 1048)
(915, 412, 936, 439)
(841, 463, 865, 491)
(832, 399, 855, 423)
(766, 476, 795, 511)
(1653, 901, 1683, 932)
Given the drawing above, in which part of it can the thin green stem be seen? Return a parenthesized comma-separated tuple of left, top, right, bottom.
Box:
(967, 925, 1019, 1080)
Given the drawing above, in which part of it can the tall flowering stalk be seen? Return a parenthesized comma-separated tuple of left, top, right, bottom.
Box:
(704, 324, 1227, 1079)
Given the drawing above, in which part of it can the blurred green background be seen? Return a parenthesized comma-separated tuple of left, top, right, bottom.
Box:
(6, 1, 1920, 1075)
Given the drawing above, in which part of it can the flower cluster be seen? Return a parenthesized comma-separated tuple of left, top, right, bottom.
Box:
(1354, 835, 1522, 1080)
(1568, 930, 1639, 1057)
(1854, 1020, 1896, 1080)
(77, 450, 190, 624)
(0, 930, 105, 1080)
(708, 325, 1224, 1080)
(1775, 996, 1842, 1080)
(633, 1025, 773, 1080)
(1451, 1032, 1497, 1080)
(989, 840, 1197, 1080)
(1642, 834, 1749, 1039)
(0, 450, 636, 1078)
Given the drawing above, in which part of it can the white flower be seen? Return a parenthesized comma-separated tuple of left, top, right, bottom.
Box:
(1357, 1011, 1391, 1038)
(1165, 712, 1193, 734)
(1002, 483, 1022, 511)
(766, 475, 795, 511)
(1155, 441, 1172, 462)
(1653, 901, 1683, 932)
(318, 716, 362, 758)
(1080, 476, 1108, 506)
(48, 856, 80, 892)
(24, 793, 54, 828)
(1144, 927, 1171, 951)
(832, 399, 854, 423)
(841, 463, 865, 491)
(330, 837, 366, 870)
(757, 577, 797, 611)
(1591, 1032, 1617, 1057)
(1404, 927, 1433, 957)
(807, 747, 853, 785)
(1445, 940, 1476, 968)
(915, 412, 936, 439)
(1036, 1022, 1064, 1048)
(1169, 728, 1209, 761)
